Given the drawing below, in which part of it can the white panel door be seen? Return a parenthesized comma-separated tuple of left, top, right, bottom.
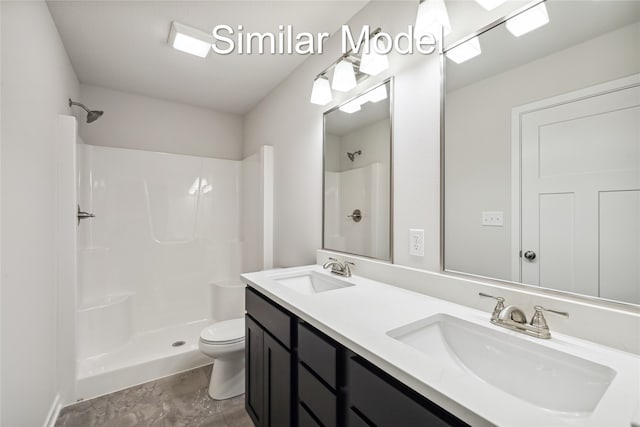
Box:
(520, 82, 640, 302)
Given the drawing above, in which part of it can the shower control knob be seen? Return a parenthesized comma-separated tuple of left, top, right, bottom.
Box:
(523, 250, 536, 261)
(77, 204, 95, 226)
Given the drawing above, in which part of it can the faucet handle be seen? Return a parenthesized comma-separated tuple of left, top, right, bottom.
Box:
(479, 292, 505, 302)
(530, 305, 569, 330)
(344, 261, 354, 276)
(328, 257, 338, 262)
(533, 305, 569, 318)
(479, 293, 505, 321)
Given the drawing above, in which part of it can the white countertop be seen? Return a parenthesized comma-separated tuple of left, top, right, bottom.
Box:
(242, 265, 640, 427)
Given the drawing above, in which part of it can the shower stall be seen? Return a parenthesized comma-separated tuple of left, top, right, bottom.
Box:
(71, 135, 272, 400)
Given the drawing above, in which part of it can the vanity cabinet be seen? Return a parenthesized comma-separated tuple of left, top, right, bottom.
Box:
(246, 287, 468, 427)
(245, 288, 294, 427)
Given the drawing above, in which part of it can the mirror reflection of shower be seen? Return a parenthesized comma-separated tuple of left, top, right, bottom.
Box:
(69, 98, 104, 123)
(347, 150, 362, 162)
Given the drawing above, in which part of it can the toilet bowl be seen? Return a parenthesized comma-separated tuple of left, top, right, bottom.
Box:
(199, 317, 245, 400)
(199, 281, 247, 400)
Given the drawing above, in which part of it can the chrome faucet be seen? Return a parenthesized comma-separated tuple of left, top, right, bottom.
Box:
(322, 257, 354, 277)
(479, 293, 569, 339)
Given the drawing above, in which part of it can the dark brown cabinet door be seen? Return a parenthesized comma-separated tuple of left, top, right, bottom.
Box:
(246, 313, 293, 427)
(263, 332, 291, 427)
(246, 315, 264, 426)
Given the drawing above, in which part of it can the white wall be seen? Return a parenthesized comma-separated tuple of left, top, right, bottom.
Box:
(1, 1, 80, 425)
(56, 116, 79, 410)
(243, 1, 441, 270)
(242, 151, 261, 273)
(78, 84, 244, 160)
(337, 119, 391, 173)
(0, 2, 3, 421)
(324, 133, 341, 173)
(242, 146, 274, 273)
(445, 23, 640, 281)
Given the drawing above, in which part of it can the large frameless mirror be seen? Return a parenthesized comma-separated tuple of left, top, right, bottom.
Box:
(323, 79, 393, 262)
(444, 0, 640, 306)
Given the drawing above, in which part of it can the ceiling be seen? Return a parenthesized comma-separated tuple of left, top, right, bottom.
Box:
(47, 1, 368, 114)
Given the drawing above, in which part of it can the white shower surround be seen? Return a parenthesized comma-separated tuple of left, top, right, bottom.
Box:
(75, 145, 252, 400)
(325, 163, 389, 259)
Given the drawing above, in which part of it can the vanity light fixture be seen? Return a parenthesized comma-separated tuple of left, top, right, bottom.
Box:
(359, 38, 389, 76)
(446, 36, 482, 64)
(474, 0, 508, 11)
(414, 0, 452, 39)
(310, 75, 333, 105)
(309, 28, 387, 105)
(332, 59, 358, 92)
(339, 99, 362, 114)
(168, 21, 213, 58)
(505, 2, 549, 37)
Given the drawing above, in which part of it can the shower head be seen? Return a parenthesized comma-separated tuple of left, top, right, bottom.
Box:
(69, 99, 103, 123)
(86, 110, 104, 123)
(347, 150, 362, 162)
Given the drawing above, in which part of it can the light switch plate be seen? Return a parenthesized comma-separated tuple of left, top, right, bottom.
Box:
(482, 211, 504, 227)
(409, 229, 424, 256)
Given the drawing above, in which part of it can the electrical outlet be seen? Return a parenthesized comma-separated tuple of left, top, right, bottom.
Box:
(482, 211, 504, 227)
(409, 229, 424, 256)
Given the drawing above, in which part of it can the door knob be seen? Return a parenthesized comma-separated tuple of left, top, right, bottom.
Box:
(347, 209, 362, 223)
(523, 250, 536, 261)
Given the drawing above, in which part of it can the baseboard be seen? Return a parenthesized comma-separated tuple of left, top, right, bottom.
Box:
(43, 394, 62, 427)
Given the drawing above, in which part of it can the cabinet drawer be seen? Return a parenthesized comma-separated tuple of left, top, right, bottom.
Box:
(298, 322, 337, 388)
(299, 364, 337, 427)
(348, 356, 467, 427)
(246, 287, 291, 349)
(299, 404, 322, 427)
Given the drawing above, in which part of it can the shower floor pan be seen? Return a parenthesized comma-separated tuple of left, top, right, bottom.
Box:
(75, 319, 212, 401)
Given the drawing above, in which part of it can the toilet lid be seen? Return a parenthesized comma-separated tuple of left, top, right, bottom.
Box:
(200, 318, 245, 344)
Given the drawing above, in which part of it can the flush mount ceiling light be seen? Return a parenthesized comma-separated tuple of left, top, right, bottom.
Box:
(310, 75, 333, 106)
(474, 0, 508, 11)
(168, 21, 213, 58)
(446, 36, 482, 64)
(414, 0, 452, 39)
(359, 38, 389, 76)
(506, 2, 550, 37)
(339, 99, 362, 114)
(332, 59, 358, 92)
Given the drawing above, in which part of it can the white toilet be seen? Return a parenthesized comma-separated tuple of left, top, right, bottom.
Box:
(199, 281, 246, 400)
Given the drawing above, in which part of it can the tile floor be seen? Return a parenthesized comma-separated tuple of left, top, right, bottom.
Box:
(55, 365, 254, 427)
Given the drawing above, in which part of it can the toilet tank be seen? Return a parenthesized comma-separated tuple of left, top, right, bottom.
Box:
(211, 280, 246, 322)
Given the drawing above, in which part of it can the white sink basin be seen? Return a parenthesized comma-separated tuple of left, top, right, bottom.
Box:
(272, 271, 354, 295)
(387, 314, 616, 415)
